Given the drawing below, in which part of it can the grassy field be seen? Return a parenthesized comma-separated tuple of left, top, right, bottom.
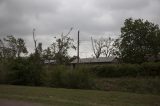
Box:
(95, 77, 160, 95)
(0, 85, 160, 106)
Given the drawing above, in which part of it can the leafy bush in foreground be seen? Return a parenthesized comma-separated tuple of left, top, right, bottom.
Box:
(90, 62, 160, 78)
(49, 68, 94, 89)
(6, 56, 44, 86)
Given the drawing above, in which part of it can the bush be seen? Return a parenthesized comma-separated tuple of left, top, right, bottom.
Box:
(90, 62, 160, 78)
(141, 62, 160, 76)
(0, 63, 7, 84)
(117, 64, 141, 77)
(62, 69, 94, 89)
(91, 65, 117, 77)
(7, 57, 44, 86)
(49, 66, 64, 87)
(49, 66, 95, 89)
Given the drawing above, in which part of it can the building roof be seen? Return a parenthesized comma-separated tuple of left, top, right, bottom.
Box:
(71, 57, 116, 64)
(44, 59, 56, 64)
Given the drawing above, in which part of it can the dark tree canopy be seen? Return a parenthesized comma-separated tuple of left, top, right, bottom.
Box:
(119, 18, 160, 63)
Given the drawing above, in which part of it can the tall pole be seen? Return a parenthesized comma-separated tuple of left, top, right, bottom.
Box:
(77, 30, 80, 64)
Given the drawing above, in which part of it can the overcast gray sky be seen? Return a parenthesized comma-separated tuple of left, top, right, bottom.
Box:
(0, 0, 160, 57)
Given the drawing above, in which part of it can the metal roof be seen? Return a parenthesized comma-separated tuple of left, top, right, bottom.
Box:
(44, 59, 56, 64)
(71, 57, 116, 64)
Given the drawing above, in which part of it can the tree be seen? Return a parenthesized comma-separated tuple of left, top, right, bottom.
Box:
(17, 38, 28, 57)
(42, 47, 53, 60)
(3, 35, 28, 58)
(91, 37, 115, 58)
(31, 28, 43, 61)
(119, 18, 160, 63)
(103, 37, 115, 57)
(112, 38, 122, 57)
(91, 37, 104, 58)
(3, 35, 17, 58)
(37, 43, 43, 55)
(51, 28, 76, 64)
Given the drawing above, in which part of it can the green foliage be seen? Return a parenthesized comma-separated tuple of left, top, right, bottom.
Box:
(1, 60, 160, 94)
(119, 18, 160, 63)
(6, 58, 30, 85)
(0, 63, 7, 84)
(6, 54, 44, 86)
(3, 35, 28, 58)
(90, 62, 160, 78)
(141, 62, 160, 76)
(49, 66, 94, 89)
(117, 64, 141, 77)
(62, 69, 94, 89)
(96, 78, 160, 95)
(50, 28, 76, 64)
(92, 65, 117, 77)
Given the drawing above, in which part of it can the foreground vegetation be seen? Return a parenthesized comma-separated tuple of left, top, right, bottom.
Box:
(95, 77, 160, 95)
(0, 85, 160, 106)
(0, 59, 160, 95)
(0, 16, 159, 105)
(0, 18, 159, 94)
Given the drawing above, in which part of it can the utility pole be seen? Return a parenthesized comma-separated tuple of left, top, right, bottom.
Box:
(77, 30, 80, 64)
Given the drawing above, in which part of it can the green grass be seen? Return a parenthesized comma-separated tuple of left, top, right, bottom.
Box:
(0, 85, 160, 106)
(95, 77, 160, 95)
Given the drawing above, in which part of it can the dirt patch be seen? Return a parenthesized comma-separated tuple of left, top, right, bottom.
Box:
(0, 99, 45, 106)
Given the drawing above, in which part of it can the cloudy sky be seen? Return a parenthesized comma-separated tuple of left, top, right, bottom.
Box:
(0, 0, 160, 57)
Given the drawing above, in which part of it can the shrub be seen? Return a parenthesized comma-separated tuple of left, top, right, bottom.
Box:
(49, 66, 64, 87)
(49, 66, 95, 89)
(91, 65, 117, 77)
(117, 64, 141, 77)
(141, 62, 160, 76)
(90, 62, 160, 78)
(62, 69, 94, 89)
(0, 63, 7, 84)
(7, 57, 44, 86)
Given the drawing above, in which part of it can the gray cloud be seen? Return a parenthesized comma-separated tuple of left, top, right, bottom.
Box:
(0, 0, 160, 57)
(94, 0, 150, 10)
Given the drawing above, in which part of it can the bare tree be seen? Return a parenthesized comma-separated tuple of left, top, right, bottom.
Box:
(103, 37, 115, 57)
(33, 28, 37, 53)
(91, 37, 116, 58)
(32, 28, 43, 56)
(91, 37, 104, 58)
